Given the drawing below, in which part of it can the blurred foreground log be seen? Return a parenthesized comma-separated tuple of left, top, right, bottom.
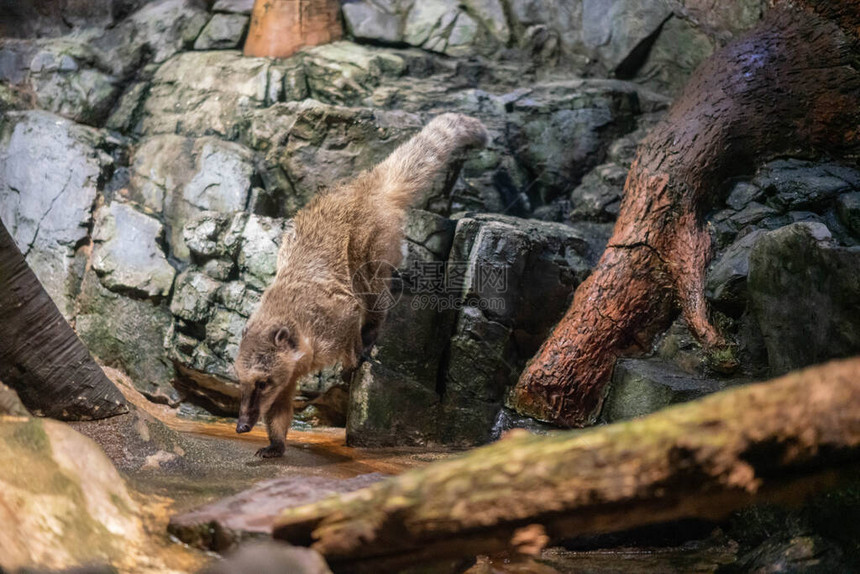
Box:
(0, 221, 127, 420)
(244, 0, 342, 58)
(510, 0, 860, 426)
(274, 358, 860, 572)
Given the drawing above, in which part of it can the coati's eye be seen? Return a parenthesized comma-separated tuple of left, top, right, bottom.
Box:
(255, 379, 269, 391)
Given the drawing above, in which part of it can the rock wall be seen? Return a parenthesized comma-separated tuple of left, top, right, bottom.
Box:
(1, 0, 858, 446)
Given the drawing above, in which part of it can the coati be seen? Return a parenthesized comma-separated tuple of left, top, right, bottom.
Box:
(235, 113, 489, 457)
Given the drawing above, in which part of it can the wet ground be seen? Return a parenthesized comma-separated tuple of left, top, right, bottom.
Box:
(66, 369, 456, 572)
(66, 370, 739, 573)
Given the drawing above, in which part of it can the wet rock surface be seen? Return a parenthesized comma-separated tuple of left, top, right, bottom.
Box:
(169, 473, 387, 551)
(748, 222, 860, 376)
(601, 359, 728, 423)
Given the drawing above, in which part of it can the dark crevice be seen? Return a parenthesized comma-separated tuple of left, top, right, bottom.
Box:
(614, 14, 673, 80)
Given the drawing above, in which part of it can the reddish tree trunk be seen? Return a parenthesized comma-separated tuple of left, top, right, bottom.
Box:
(511, 1, 860, 426)
(0, 221, 127, 420)
(243, 0, 342, 59)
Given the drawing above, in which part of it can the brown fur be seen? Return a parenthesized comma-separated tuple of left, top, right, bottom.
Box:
(235, 113, 488, 457)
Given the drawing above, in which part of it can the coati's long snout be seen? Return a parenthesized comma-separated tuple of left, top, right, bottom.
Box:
(234, 113, 489, 457)
(236, 387, 261, 433)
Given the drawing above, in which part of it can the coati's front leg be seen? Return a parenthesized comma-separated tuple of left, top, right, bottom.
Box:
(256, 397, 293, 458)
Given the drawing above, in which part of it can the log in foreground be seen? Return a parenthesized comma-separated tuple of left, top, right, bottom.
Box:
(274, 358, 860, 572)
(510, 0, 860, 426)
(0, 221, 127, 420)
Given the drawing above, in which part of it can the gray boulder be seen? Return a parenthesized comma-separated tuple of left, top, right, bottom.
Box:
(632, 15, 715, 96)
(343, 0, 406, 44)
(193, 14, 249, 50)
(0, 36, 121, 126)
(212, 0, 255, 14)
(347, 211, 611, 447)
(602, 358, 727, 423)
(752, 159, 859, 212)
(97, 0, 210, 75)
(105, 81, 150, 133)
(712, 159, 860, 249)
(342, 0, 504, 56)
(201, 543, 333, 574)
(243, 100, 423, 216)
(581, 0, 673, 72)
(725, 181, 765, 211)
(705, 229, 768, 315)
(170, 269, 222, 324)
(837, 192, 860, 238)
(505, 0, 583, 59)
(142, 51, 280, 138)
(463, 0, 510, 44)
(404, 1, 483, 56)
(0, 111, 112, 319)
(569, 162, 628, 222)
(166, 212, 287, 413)
(76, 270, 179, 405)
(129, 135, 255, 261)
(91, 201, 176, 299)
(347, 360, 443, 447)
(748, 222, 860, 375)
(237, 214, 292, 290)
(299, 42, 407, 106)
(505, 80, 641, 203)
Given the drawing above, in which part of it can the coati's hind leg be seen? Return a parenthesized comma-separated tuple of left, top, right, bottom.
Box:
(360, 310, 386, 354)
(340, 311, 386, 383)
(256, 397, 293, 458)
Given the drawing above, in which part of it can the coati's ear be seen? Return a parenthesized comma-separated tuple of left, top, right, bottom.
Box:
(272, 327, 294, 349)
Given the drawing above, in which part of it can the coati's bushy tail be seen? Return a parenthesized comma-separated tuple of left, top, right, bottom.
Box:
(375, 113, 488, 211)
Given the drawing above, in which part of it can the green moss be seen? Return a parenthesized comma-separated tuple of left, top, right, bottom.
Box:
(706, 343, 740, 374)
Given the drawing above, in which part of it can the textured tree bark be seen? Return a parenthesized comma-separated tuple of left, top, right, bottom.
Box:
(273, 358, 860, 573)
(0, 221, 127, 420)
(510, 1, 860, 426)
(243, 0, 342, 58)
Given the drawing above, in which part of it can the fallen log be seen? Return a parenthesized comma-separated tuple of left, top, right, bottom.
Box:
(274, 358, 860, 572)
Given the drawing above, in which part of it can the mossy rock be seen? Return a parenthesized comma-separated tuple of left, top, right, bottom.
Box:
(0, 418, 143, 571)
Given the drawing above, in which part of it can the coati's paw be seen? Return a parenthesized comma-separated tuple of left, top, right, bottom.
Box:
(255, 443, 285, 458)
